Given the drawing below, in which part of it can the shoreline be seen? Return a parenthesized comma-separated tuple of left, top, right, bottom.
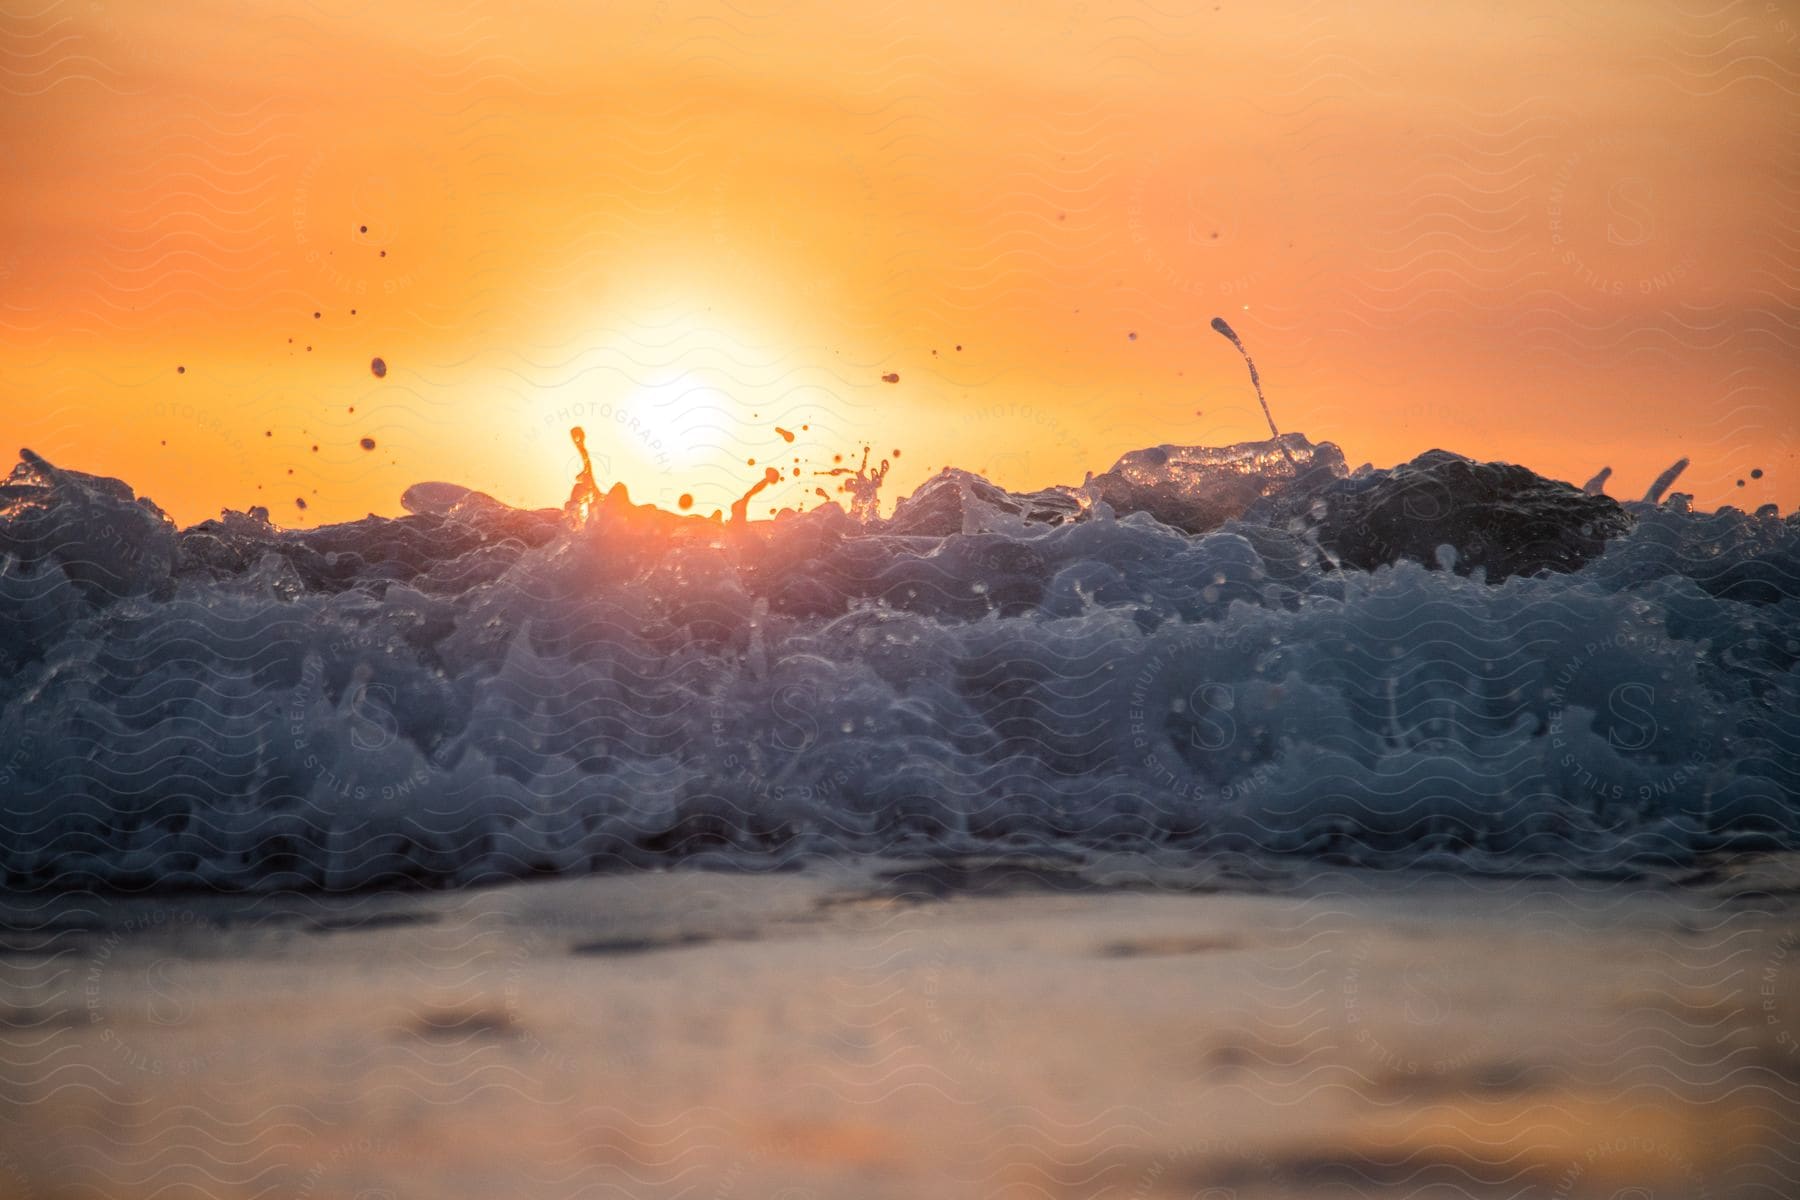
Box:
(1, 854, 1796, 1197)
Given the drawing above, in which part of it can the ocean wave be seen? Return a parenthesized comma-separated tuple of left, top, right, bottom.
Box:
(0, 431, 1794, 890)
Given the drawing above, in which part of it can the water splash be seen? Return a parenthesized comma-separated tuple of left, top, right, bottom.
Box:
(566, 425, 600, 524)
(731, 466, 783, 524)
(1644, 457, 1689, 504)
(1, 434, 1792, 891)
(818, 446, 890, 522)
(1210, 316, 1295, 467)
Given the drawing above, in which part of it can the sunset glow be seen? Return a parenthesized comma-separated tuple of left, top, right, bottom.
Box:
(5, 6, 1800, 1198)
(4, 0, 1795, 524)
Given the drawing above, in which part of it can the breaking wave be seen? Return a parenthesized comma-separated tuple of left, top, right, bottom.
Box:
(0, 432, 1794, 890)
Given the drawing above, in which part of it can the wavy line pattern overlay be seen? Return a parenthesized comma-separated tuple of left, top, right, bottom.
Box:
(2, 0, 1798, 1196)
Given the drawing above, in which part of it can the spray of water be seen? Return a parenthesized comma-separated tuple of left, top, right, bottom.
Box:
(816, 447, 890, 523)
(1210, 316, 1296, 468)
(566, 426, 600, 523)
(731, 467, 784, 524)
(1644, 457, 1689, 504)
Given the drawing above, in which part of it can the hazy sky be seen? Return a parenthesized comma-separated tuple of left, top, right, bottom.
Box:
(3, 0, 1797, 524)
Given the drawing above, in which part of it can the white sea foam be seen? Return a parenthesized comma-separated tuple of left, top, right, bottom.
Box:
(0, 438, 1793, 889)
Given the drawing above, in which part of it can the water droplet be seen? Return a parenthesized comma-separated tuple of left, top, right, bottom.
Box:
(370, 357, 387, 378)
(360, 437, 376, 451)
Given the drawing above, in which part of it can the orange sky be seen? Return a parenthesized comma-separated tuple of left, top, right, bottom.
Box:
(3, 0, 1797, 525)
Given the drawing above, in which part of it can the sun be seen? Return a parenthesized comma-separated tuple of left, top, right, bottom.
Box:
(547, 301, 868, 515)
(623, 373, 722, 468)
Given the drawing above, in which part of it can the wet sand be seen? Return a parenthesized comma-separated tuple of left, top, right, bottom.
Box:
(1, 854, 1797, 1198)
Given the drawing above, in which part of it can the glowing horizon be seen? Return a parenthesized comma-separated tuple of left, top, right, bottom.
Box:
(3, 0, 1795, 527)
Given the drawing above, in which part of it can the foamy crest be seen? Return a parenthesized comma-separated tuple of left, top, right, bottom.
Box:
(1, 437, 1793, 889)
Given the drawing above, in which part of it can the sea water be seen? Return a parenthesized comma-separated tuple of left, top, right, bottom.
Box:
(0, 434, 1793, 889)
